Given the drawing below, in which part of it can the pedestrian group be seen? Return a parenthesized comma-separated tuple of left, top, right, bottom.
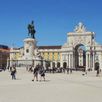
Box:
(32, 64, 45, 82)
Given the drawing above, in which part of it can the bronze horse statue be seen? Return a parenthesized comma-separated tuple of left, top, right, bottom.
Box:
(27, 21, 36, 39)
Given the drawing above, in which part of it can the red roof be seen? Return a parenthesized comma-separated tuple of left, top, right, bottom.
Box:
(0, 48, 10, 52)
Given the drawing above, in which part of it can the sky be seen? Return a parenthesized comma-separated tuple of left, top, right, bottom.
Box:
(0, 0, 102, 47)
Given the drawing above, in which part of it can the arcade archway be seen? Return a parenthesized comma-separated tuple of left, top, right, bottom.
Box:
(63, 62, 67, 68)
(74, 44, 86, 71)
(95, 62, 99, 70)
(57, 62, 60, 68)
(45, 61, 50, 69)
(52, 62, 55, 68)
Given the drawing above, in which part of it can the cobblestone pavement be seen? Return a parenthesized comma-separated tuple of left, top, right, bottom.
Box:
(0, 68, 102, 102)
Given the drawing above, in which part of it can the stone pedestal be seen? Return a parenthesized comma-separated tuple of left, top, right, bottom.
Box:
(23, 37, 43, 67)
(23, 38, 36, 60)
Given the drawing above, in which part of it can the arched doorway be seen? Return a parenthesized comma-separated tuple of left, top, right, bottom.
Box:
(52, 62, 55, 68)
(95, 62, 99, 70)
(45, 61, 50, 69)
(74, 44, 86, 71)
(57, 62, 60, 68)
(63, 62, 67, 68)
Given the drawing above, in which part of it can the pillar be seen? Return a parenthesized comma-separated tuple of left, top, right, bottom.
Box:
(67, 54, 69, 68)
(55, 61, 57, 68)
(50, 62, 53, 69)
(86, 52, 88, 71)
(69, 54, 71, 68)
(89, 53, 91, 69)
(92, 52, 95, 70)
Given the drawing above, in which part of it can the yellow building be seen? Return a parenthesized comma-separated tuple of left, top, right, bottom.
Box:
(38, 46, 62, 68)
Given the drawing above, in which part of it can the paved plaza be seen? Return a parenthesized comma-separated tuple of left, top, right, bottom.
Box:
(0, 68, 102, 102)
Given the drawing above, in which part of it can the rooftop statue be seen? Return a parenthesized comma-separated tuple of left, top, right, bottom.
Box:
(74, 22, 86, 33)
(27, 21, 36, 39)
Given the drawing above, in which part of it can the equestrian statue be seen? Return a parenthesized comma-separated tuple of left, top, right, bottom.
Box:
(27, 20, 36, 39)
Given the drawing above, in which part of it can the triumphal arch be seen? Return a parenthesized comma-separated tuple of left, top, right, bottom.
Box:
(62, 22, 102, 71)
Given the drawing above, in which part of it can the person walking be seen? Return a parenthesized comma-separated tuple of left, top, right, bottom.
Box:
(66, 67, 69, 74)
(11, 66, 16, 80)
(96, 66, 100, 77)
(32, 65, 39, 81)
(39, 66, 45, 81)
